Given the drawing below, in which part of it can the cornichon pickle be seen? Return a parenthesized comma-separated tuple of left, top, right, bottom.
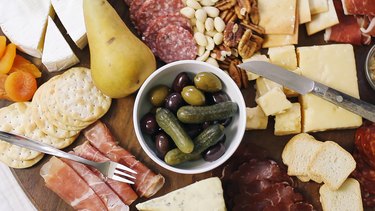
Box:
(155, 108, 194, 153)
(164, 124, 225, 165)
(177, 101, 238, 124)
(194, 72, 222, 92)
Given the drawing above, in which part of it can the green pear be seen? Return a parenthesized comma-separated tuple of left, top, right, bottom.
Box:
(83, 0, 156, 98)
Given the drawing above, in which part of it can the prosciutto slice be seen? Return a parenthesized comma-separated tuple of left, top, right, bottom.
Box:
(40, 157, 107, 211)
(342, 0, 375, 16)
(73, 141, 138, 205)
(62, 158, 129, 211)
(84, 121, 165, 198)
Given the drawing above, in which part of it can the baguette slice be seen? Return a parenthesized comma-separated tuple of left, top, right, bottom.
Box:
(319, 178, 363, 211)
(309, 141, 356, 190)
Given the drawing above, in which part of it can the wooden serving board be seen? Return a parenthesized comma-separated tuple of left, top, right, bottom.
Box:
(0, 0, 374, 210)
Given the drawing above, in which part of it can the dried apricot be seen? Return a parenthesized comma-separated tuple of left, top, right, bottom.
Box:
(4, 71, 37, 102)
(0, 43, 16, 74)
(9, 55, 42, 78)
(0, 36, 6, 58)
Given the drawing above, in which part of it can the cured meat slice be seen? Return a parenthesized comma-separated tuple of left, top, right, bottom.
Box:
(355, 122, 375, 168)
(325, 0, 362, 45)
(62, 158, 129, 211)
(123, 0, 133, 6)
(134, 0, 184, 32)
(362, 190, 375, 207)
(40, 157, 107, 211)
(129, 0, 145, 22)
(73, 141, 138, 205)
(84, 121, 165, 198)
(142, 15, 191, 54)
(342, 0, 375, 16)
(156, 25, 197, 63)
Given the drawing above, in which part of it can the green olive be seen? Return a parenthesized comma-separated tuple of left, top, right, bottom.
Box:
(194, 72, 222, 92)
(149, 85, 169, 106)
(181, 86, 205, 106)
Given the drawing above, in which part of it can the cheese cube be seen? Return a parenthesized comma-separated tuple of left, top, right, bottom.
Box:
(256, 87, 292, 116)
(258, 0, 296, 34)
(255, 77, 283, 98)
(306, 0, 339, 35)
(309, 0, 328, 15)
(298, 0, 311, 24)
(242, 53, 270, 80)
(297, 44, 362, 132)
(268, 45, 297, 70)
(246, 106, 268, 130)
(275, 103, 301, 135)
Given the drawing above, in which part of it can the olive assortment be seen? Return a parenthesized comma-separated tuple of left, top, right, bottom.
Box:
(140, 71, 238, 165)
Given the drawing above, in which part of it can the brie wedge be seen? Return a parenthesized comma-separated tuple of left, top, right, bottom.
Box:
(42, 17, 79, 72)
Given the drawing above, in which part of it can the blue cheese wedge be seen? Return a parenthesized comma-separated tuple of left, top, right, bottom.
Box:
(136, 177, 226, 211)
(51, 0, 87, 49)
(0, 0, 53, 58)
(42, 17, 79, 72)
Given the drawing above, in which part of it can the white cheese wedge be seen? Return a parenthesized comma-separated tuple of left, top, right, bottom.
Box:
(42, 17, 79, 72)
(306, 0, 339, 35)
(309, 0, 328, 15)
(0, 0, 53, 58)
(298, 0, 311, 24)
(256, 87, 292, 116)
(136, 177, 226, 211)
(258, 0, 297, 35)
(51, 0, 87, 49)
(246, 106, 268, 130)
(268, 45, 297, 70)
(242, 53, 270, 80)
(275, 103, 301, 135)
(297, 44, 362, 132)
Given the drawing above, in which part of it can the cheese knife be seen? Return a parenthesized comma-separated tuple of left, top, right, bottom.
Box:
(238, 61, 375, 122)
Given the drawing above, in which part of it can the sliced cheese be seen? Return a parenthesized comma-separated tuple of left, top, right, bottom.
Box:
(42, 17, 79, 72)
(298, 0, 311, 24)
(51, 0, 87, 49)
(309, 0, 328, 15)
(297, 44, 362, 132)
(268, 45, 297, 70)
(136, 177, 226, 211)
(275, 103, 301, 136)
(0, 0, 53, 58)
(246, 106, 268, 130)
(262, 14, 299, 48)
(256, 87, 292, 116)
(242, 53, 270, 80)
(258, 0, 297, 35)
(306, 0, 339, 35)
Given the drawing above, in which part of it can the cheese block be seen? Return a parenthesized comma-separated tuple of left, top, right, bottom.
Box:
(51, 0, 87, 49)
(242, 53, 270, 80)
(306, 0, 339, 35)
(255, 77, 282, 98)
(42, 17, 79, 72)
(268, 45, 297, 70)
(274, 103, 301, 136)
(258, 0, 296, 34)
(0, 0, 53, 58)
(298, 0, 311, 24)
(256, 87, 292, 116)
(297, 44, 362, 132)
(246, 106, 268, 130)
(284, 68, 302, 97)
(309, 0, 328, 15)
(136, 177, 226, 211)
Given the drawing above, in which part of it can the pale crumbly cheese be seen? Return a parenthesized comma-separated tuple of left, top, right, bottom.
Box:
(268, 45, 297, 70)
(246, 106, 268, 130)
(136, 177, 226, 211)
(256, 87, 292, 116)
(42, 16, 79, 72)
(242, 53, 270, 80)
(298, 0, 311, 24)
(51, 0, 87, 49)
(309, 0, 328, 15)
(262, 15, 299, 48)
(255, 77, 283, 98)
(0, 0, 53, 58)
(297, 44, 362, 132)
(274, 103, 301, 136)
(258, 0, 296, 35)
(306, 0, 339, 35)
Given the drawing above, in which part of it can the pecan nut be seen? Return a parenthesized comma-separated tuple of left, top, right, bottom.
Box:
(236, 0, 251, 19)
(220, 9, 238, 24)
(238, 29, 257, 59)
(250, 34, 264, 51)
(228, 59, 242, 88)
(241, 22, 265, 35)
(250, 0, 260, 24)
(224, 22, 244, 48)
(241, 68, 249, 88)
(215, 0, 237, 10)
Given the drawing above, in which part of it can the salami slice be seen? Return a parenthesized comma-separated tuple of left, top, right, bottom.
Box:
(143, 15, 191, 54)
(355, 122, 375, 168)
(124, 0, 133, 6)
(129, 0, 145, 21)
(156, 25, 197, 63)
(134, 0, 184, 33)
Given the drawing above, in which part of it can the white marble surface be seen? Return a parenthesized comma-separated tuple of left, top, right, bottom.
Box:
(0, 163, 36, 211)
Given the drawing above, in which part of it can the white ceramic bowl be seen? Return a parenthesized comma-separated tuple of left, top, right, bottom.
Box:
(133, 60, 246, 174)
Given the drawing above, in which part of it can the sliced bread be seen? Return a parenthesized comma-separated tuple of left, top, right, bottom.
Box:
(309, 141, 356, 190)
(319, 178, 363, 211)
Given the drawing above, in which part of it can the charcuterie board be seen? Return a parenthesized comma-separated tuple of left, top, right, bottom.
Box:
(1, 0, 375, 210)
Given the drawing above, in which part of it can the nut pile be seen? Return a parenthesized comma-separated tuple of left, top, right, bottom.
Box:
(213, 0, 265, 89)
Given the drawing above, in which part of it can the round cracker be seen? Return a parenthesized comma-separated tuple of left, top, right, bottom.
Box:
(0, 153, 44, 169)
(0, 103, 42, 161)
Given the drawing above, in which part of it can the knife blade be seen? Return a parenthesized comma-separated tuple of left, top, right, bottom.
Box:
(238, 61, 375, 122)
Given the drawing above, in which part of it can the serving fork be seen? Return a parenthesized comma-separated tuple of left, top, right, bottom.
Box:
(0, 131, 137, 184)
